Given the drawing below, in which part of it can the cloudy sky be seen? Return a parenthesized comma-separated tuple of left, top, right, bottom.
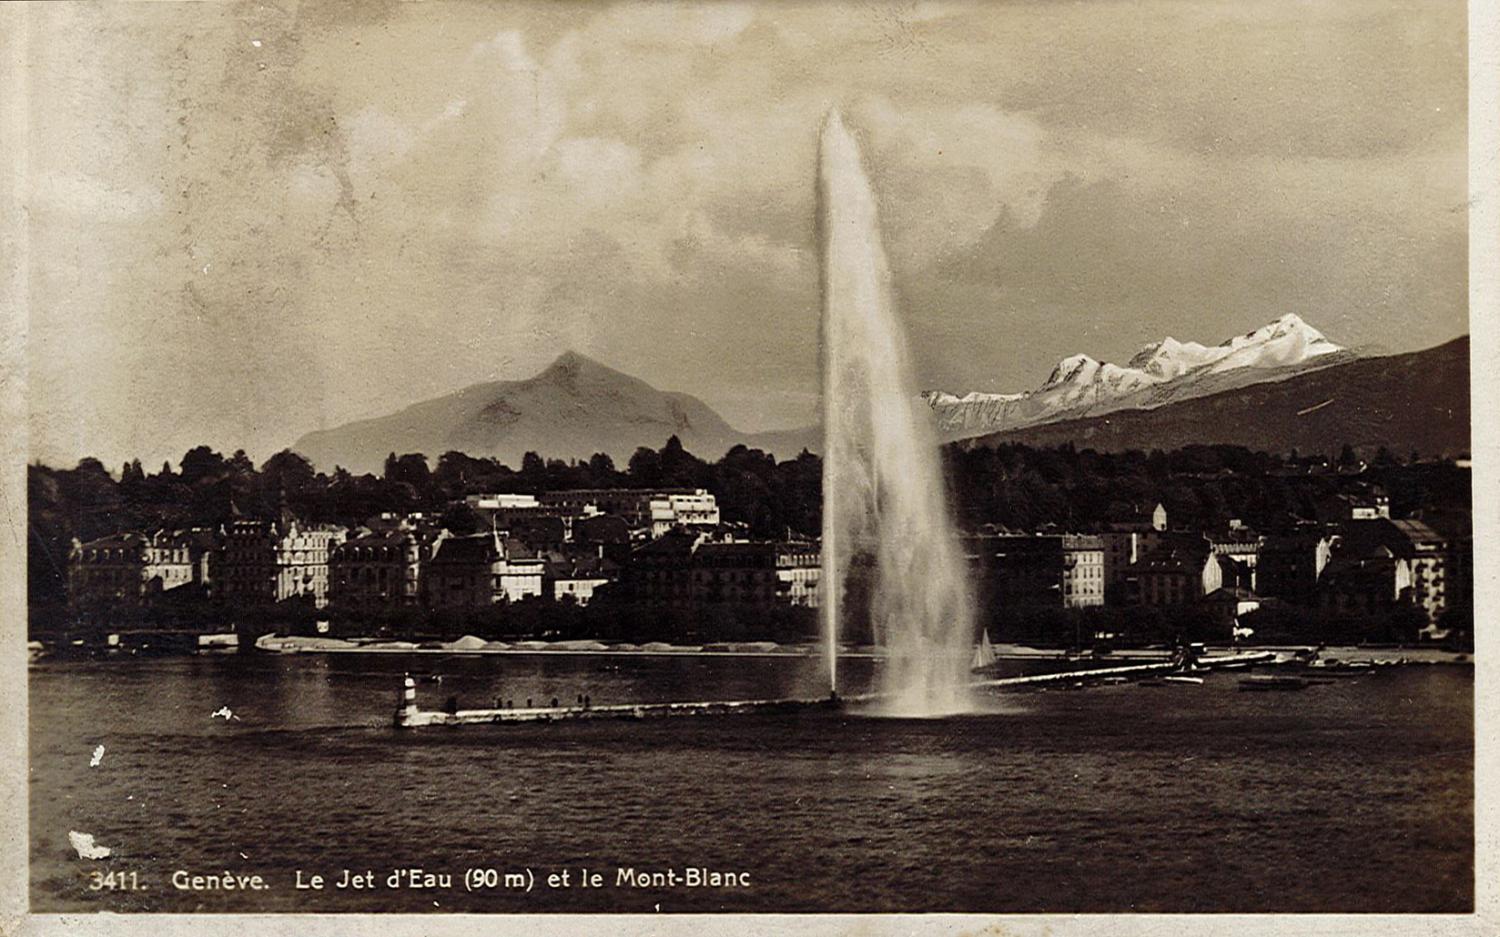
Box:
(25, 0, 1467, 470)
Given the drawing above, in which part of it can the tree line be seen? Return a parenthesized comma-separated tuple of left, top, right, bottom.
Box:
(947, 442, 1469, 535)
(29, 436, 1469, 611)
(27, 436, 822, 606)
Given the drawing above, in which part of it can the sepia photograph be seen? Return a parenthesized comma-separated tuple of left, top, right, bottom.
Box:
(4, 0, 1491, 931)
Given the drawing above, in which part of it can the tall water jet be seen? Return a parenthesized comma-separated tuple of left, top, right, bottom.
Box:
(818, 110, 976, 716)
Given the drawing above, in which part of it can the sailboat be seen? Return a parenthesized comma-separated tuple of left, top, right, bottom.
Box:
(970, 629, 998, 671)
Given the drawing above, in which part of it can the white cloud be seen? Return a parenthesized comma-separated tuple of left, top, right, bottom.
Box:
(344, 106, 417, 185)
(853, 96, 1063, 263)
(556, 137, 644, 207)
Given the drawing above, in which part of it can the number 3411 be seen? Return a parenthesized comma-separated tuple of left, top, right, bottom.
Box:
(89, 870, 143, 891)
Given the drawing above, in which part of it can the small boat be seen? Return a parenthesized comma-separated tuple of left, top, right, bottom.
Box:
(1238, 675, 1312, 692)
(1163, 675, 1204, 685)
(970, 629, 998, 671)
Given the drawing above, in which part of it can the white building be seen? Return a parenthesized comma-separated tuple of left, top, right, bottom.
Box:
(219, 517, 347, 607)
(649, 490, 722, 536)
(465, 493, 540, 511)
(1061, 535, 1106, 608)
(425, 533, 544, 606)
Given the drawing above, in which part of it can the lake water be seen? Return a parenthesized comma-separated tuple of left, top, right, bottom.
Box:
(29, 653, 1472, 913)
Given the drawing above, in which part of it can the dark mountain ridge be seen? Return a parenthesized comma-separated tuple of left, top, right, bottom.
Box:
(957, 337, 1470, 459)
(292, 352, 816, 473)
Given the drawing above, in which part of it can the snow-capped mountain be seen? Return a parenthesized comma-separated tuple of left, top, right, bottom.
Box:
(923, 314, 1349, 439)
(958, 336, 1468, 460)
(1129, 313, 1342, 377)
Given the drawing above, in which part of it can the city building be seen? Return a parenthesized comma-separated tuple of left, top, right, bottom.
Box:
(217, 517, 347, 607)
(1061, 535, 1105, 608)
(329, 529, 435, 608)
(625, 533, 819, 608)
(465, 493, 542, 511)
(363, 511, 436, 533)
(772, 541, 823, 608)
(1098, 529, 1164, 603)
(544, 555, 620, 606)
(1106, 502, 1168, 533)
(626, 530, 709, 605)
(178, 528, 220, 593)
(1337, 519, 1450, 629)
(1125, 544, 1223, 606)
(68, 531, 198, 606)
(502, 515, 567, 554)
(1217, 557, 1256, 592)
(1200, 586, 1265, 632)
(424, 533, 544, 607)
(1097, 505, 1168, 603)
(1256, 532, 1336, 603)
(1209, 530, 1262, 591)
(538, 488, 719, 535)
(464, 493, 580, 535)
(964, 534, 1065, 608)
(1315, 488, 1391, 522)
(1316, 547, 1413, 615)
(648, 491, 721, 536)
(573, 514, 633, 563)
(1389, 519, 1449, 630)
(690, 540, 821, 607)
(1445, 533, 1474, 632)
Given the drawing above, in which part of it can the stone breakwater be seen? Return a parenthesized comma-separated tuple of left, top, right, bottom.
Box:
(391, 651, 1280, 728)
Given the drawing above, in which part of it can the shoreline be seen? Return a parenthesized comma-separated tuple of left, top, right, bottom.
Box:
(249, 636, 1478, 665)
(28, 634, 1474, 666)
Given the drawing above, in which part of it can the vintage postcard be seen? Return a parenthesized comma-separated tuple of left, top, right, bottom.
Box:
(2, 0, 1492, 934)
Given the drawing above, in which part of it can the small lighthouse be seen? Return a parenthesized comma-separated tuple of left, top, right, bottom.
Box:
(394, 673, 418, 728)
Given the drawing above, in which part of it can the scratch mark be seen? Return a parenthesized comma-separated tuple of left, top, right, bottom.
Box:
(68, 831, 112, 860)
(1297, 398, 1335, 416)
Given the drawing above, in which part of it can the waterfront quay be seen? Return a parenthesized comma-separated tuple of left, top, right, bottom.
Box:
(389, 650, 1277, 727)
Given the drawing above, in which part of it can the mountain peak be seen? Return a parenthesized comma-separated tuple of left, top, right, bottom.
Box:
(289, 349, 820, 473)
(926, 314, 1353, 441)
(535, 350, 623, 388)
(1222, 312, 1332, 349)
(1045, 353, 1100, 387)
(544, 349, 597, 373)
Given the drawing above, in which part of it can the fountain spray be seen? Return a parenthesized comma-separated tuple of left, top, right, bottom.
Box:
(818, 110, 976, 716)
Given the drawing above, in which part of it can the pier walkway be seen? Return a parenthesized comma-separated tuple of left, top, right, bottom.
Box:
(970, 651, 1274, 689)
(392, 651, 1277, 728)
